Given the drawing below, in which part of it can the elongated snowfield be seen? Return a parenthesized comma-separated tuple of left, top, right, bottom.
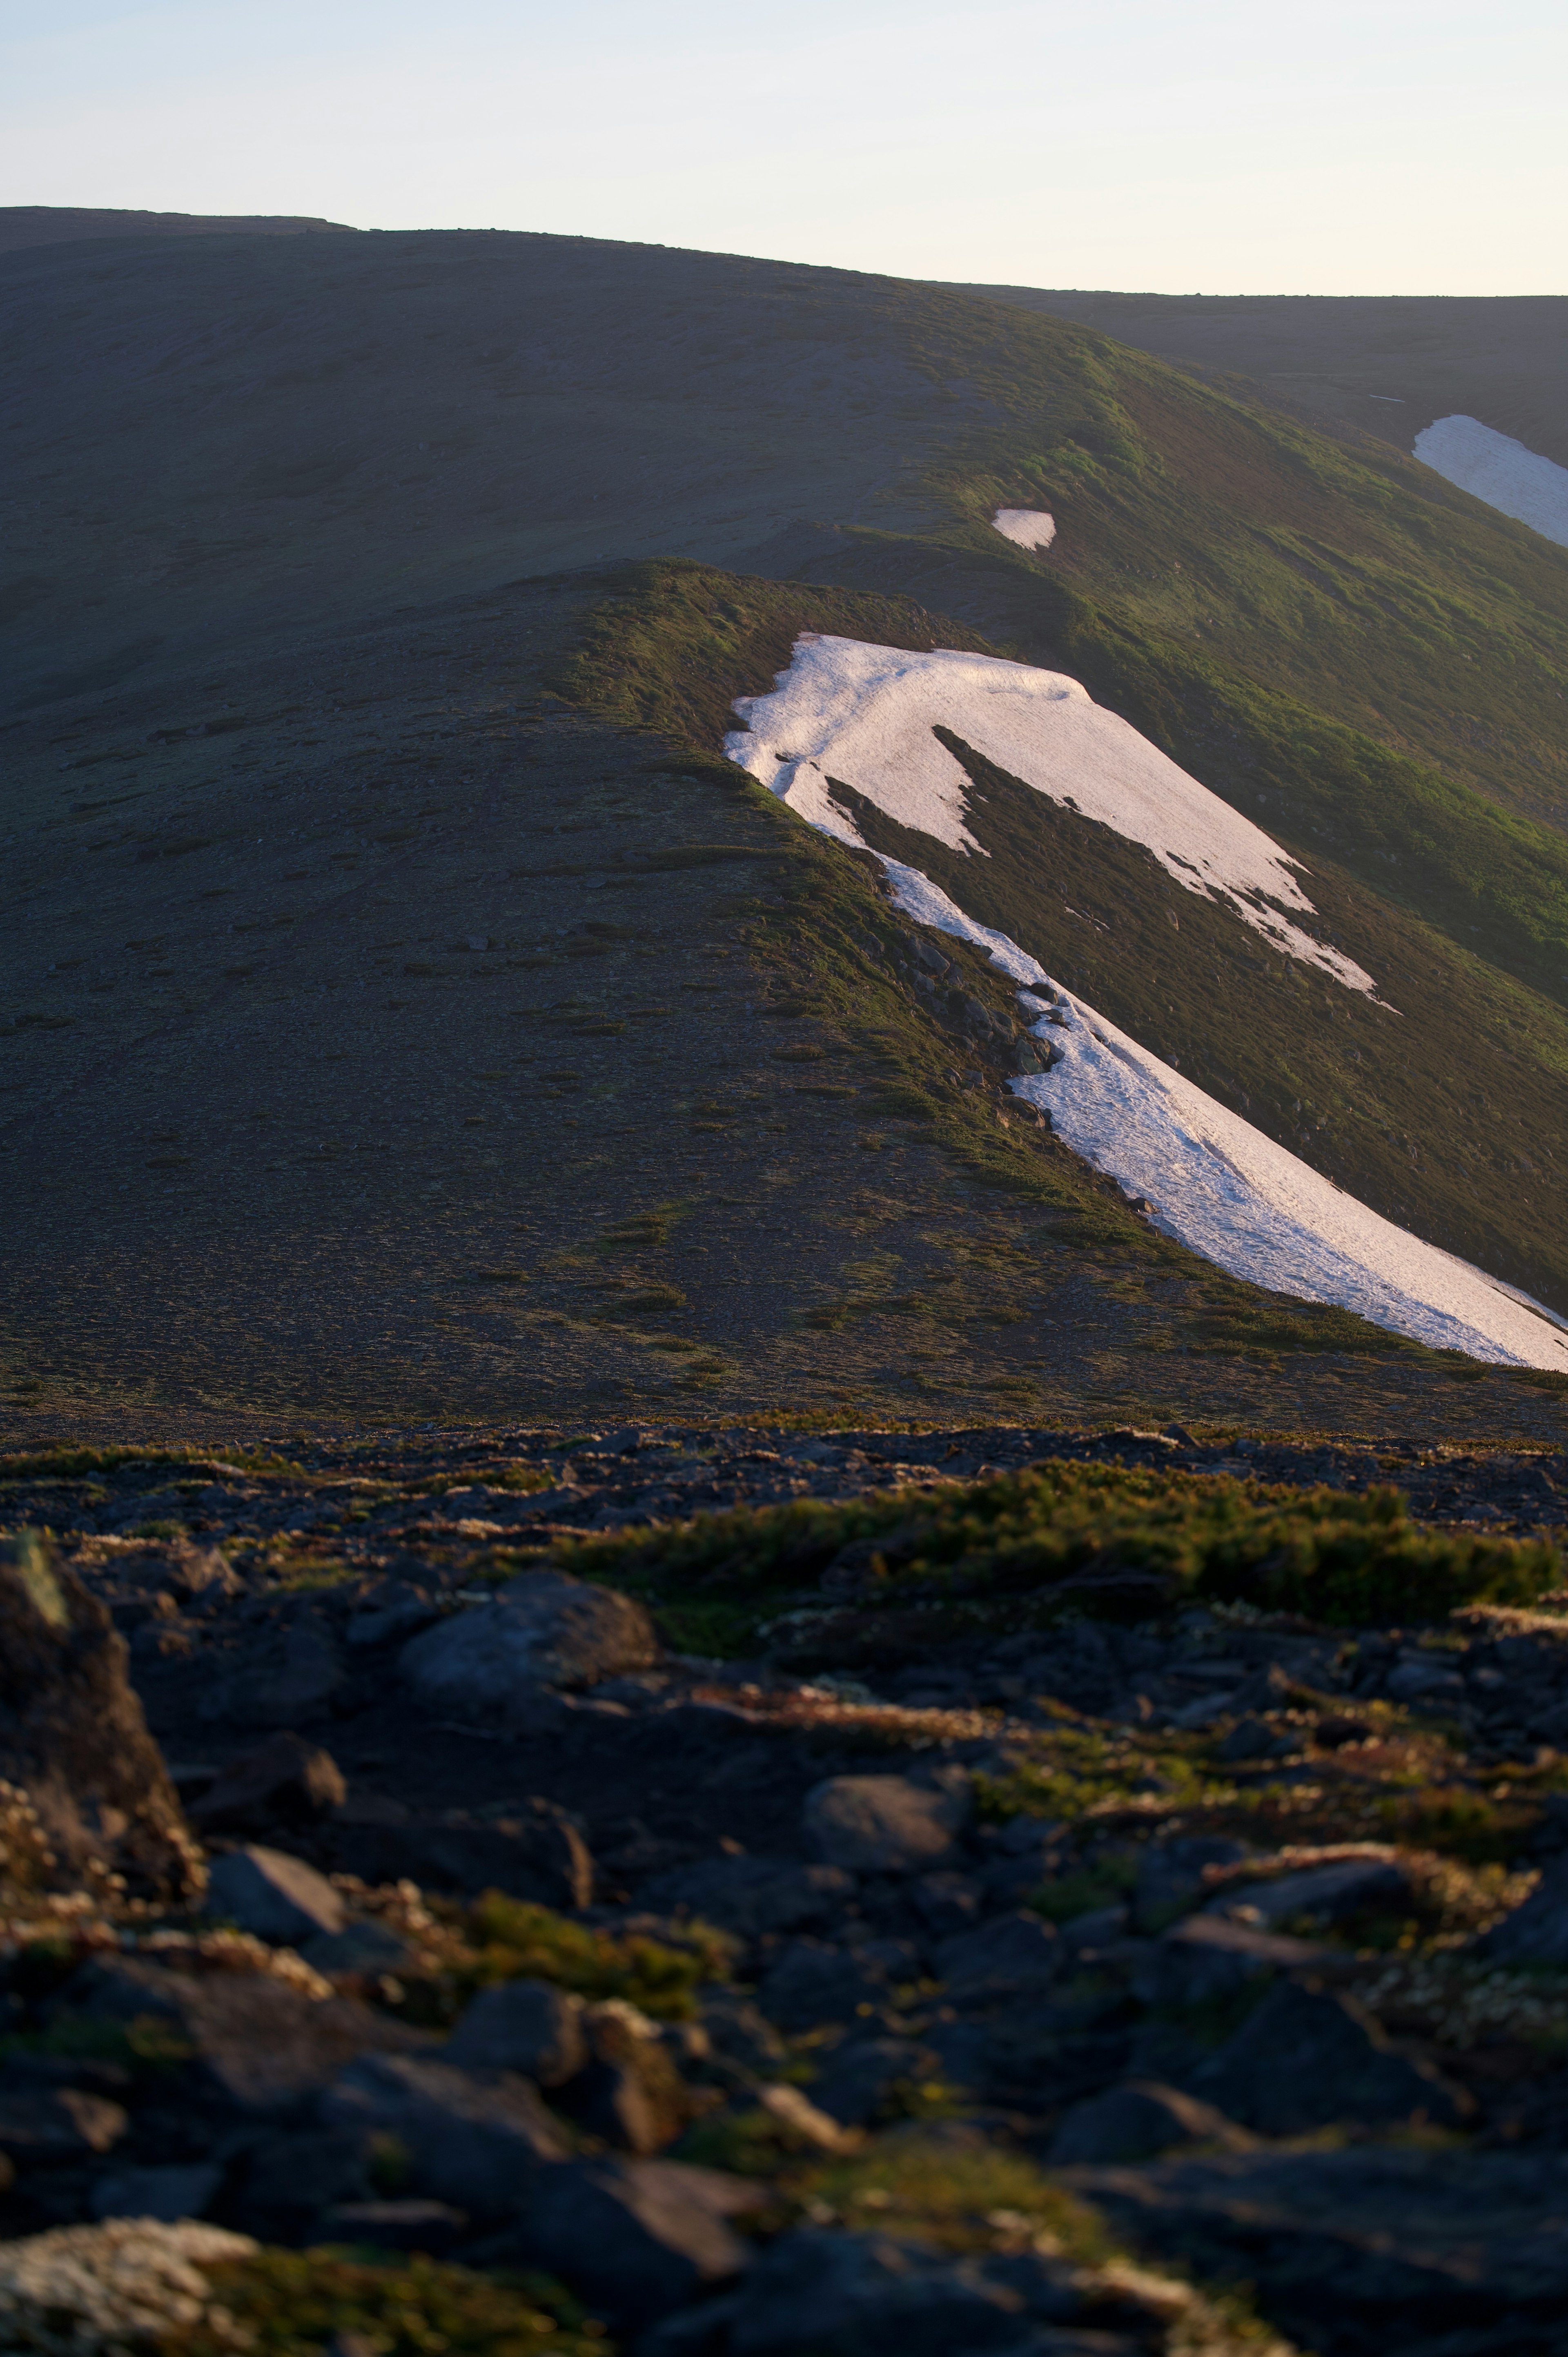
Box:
(878, 865, 1568, 1372)
(992, 507, 1056, 551)
(1414, 415, 1568, 550)
(727, 635, 1381, 995)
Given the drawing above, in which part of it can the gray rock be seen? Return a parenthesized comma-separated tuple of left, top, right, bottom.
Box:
(697, 1994, 787, 2079)
(321, 2199, 468, 2256)
(0, 1531, 201, 1899)
(807, 2037, 942, 2128)
(936, 1911, 1061, 2000)
(1215, 1716, 1297, 1762)
(399, 1572, 658, 1721)
(323, 1795, 593, 1908)
(1059, 1904, 1129, 1953)
(1059, 2145, 1568, 2355)
(910, 1871, 983, 1934)
(1387, 1655, 1466, 1704)
(0, 2087, 128, 2161)
(198, 1626, 345, 1730)
(639, 1855, 856, 1938)
(1193, 1979, 1468, 2135)
(91, 2163, 223, 2223)
(445, 1979, 588, 2085)
(230, 2126, 378, 2242)
(760, 1940, 890, 2033)
(803, 1774, 970, 1873)
(1131, 1836, 1249, 1933)
(1048, 2080, 1254, 2165)
(728, 2229, 1040, 2357)
(346, 1580, 443, 1649)
(1206, 1855, 1414, 1931)
(321, 2052, 568, 2217)
(1131, 1913, 1327, 2009)
(66, 1954, 430, 2115)
(519, 2157, 761, 2327)
(205, 1844, 347, 1944)
(1476, 1850, 1568, 1964)
(299, 1918, 416, 1977)
(190, 1732, 345, 1834)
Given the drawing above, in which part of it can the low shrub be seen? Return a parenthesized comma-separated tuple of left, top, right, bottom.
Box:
(165, 2250, 606, 2357)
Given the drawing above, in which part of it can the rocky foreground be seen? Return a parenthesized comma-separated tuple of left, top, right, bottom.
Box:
(1, 1423, 1567, 2355)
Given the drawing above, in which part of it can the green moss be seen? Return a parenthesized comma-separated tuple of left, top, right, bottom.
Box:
(165, 2251, 607, 2357)
(450, 1893, 731, 2022)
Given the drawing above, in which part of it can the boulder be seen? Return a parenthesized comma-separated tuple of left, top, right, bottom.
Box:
(299, 1918, 416, 1976)
(321, 2199, 469, 2257)
(321, 2052, 568, 2217)
(518, 2157, 760, 2328)
(1476, 1851, 1568, 1965)
(399, 1572, 658, 1722)
(562, 2001, 690, 2155)
(228, 2127, 381, 2245)
(1059, 2146, 1568, 2355)
(0, 2087, 128, 2161)
(444, 1978, 588, 2085)
(1048, 2080, 1254, 2165)
(197, 1625, 345, 1730)
(935, 1912, 1061, 2001)
(807, 2036, 943, 2128)
(91, 2163, 224, 2223)
(205, 1845, 347, 1944)
(1193, 1979, 1468, 2135)
(760, 1940, 890, 2033)
(322, 1795, 593, 1907)
(1131, 1913, 1327, 2009)
(189, 1732, 345, 1834)
(1206, 1854, 1414, 1932)
(64, 1953, 430, 2116)
(0, 1531, 202, 1898)
(639, 1855, 856, 1938)
(727, 2229, 1037, 2357)
(802, 1774, 970, 1873)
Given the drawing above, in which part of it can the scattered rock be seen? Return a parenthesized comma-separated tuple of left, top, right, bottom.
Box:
(90, 2163, 223, 2223)
(198, 1625, 345, 1730)
(323, 1794, 593, 1907)
(1476, 1850, 1568, 1964)
(65, 1954, 430, 2115)
(0, 2086, 129, 2162)
(1193, 1980, 1468, 2134)
(1206, 1854, 1414, 1931)
(0, 1531, 202, 1898)
(807, 2036, 942, 2127)
(345, 1580, 443, 1649)
(205, 1844, 347, 1944)
(517, 2157, 761, 2328)
(444, 1978, 588, 2085)
(1132, 1913, 1327, 2009)
(802, 1773, 970, 1873)
(189, 1731, 346, 1834)
(321, 2052, 568, 2216)
(641, 1855, 856, 1937)
(298, 1918, 415, 1976)
(935, 1911, 1062, 2000)
(1048, 2080, 1254, 2164)
(564, 2000, 691, 2155)
(760, 1940, 891, 2034)
(399, 1572, 658, 1722)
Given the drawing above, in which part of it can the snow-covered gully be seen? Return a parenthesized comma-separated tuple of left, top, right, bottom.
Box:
(1414, 415, 1568, 550)
(726, 636, 1568, 1371)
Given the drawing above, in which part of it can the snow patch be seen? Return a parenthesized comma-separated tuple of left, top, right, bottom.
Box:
(1414, 415, 1568, 550)
(871, 863, 1568, 1372)
(727, 635, 1382, 997)
(992, 507, 1056, 551)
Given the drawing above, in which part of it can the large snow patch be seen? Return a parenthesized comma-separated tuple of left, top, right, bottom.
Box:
(727, 635, 1382, 997)
(992, 507, 1056, 551)
(878, 863, 1568, 1373)
(1414, 415, 1568, 550)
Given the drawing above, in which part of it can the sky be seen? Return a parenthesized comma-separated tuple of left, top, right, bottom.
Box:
(1, 0, 1562, 294)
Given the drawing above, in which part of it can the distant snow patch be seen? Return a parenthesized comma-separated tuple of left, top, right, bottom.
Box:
(1414, 415, 1568, 550)
(727, 635, 1383, 997)
(992, 507, 1056, 551)
(874, 862, 1568, 1372)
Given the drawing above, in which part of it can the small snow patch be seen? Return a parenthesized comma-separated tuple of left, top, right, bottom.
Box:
(727, 636, 1383, 997)
(1414, 416, 1568, 550)
(992, 507, 1056, 551)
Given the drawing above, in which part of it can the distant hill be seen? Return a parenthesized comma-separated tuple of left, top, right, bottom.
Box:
(940, 285, 1568, 473)
(2, 229, 1565, 1436)
(0, 205, 356, 254)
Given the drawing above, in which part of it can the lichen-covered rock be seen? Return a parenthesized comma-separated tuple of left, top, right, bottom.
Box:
(0, 1532, 203, 1900)
(0, 2218, 256, 2353)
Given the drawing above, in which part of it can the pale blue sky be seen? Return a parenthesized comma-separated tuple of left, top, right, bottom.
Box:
(2, 0, 1561, 293)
